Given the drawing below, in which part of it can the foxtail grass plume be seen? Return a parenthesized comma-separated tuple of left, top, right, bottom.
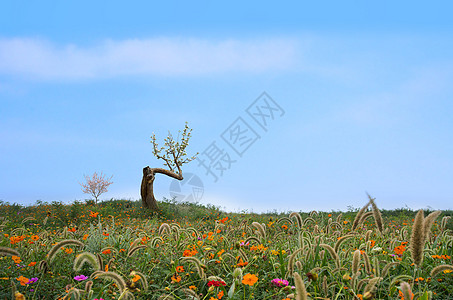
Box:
(287, 248, 304, 276)
(410, 209, 425, 267)
(92, 271, 127, 292)
(303, 217, 316, 226)
(362, 251, 372, 274)
(150, 236, 163, 247)
(0, 246, 20, 257)
(334, 234, 354, 253)
(352, 249, 361, 274)
(130, 270, 148, 291)
(181, 256, 206, 281)
(181, 287, 200, 299)
(430, 264, 453, 277)
(84, 280, 93, 293)
(66, 288, 81, 300)
(368, 195, 384, 233)
(127, 245, 146, 257)
(363, 276, 382, 296)
(352, 200, 370, 231)
(381, 261, 399, 278)
(289, 212, 303, 228)
(423, 210, 441, 243)
(46, 239, 84, 264)
(96, 253, 104, 271)
(293, 272, 308, 300)
(320, 244, 340, 269)
(359, 211, 374, 225)
(158, 223, 171, 235)
(400, 281, 413, 300)
(244, 236, 261, 245)
(251, 222, 266, 239)
(73, 252, 100, 271)
(441, 216, 451, 231)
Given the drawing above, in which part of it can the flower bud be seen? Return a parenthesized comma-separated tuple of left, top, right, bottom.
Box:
(15, 292, 25, 300)
(233, 267, 243, 279)
(342, 273, 351, 282)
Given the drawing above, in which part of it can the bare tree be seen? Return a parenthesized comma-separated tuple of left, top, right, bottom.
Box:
(141, 122, 198, 210)
(80, 172, 113, 204)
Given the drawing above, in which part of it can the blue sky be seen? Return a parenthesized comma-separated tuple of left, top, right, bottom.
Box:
(1, 1, 452, 212)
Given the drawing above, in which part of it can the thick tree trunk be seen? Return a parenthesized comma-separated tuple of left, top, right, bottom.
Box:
(141, 166, 183, 211)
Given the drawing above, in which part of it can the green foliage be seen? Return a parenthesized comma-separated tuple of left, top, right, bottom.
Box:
(0, 199, 452, 299)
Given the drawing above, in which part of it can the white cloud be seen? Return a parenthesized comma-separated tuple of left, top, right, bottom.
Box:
(0, 37, 298, 79)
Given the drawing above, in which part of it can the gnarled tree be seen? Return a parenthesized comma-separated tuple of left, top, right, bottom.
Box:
(141, 123, 198, 210)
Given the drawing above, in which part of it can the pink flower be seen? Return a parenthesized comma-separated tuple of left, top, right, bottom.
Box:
(271, 278, 289, 287)
(74, 275, 88, 281)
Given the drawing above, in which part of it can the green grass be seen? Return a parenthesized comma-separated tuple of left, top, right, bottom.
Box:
(1, 198, 452, 300)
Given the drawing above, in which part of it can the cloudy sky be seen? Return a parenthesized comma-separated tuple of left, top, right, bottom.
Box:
(1, 1, 452, 212)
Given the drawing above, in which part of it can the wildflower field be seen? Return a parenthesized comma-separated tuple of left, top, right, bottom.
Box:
(1, 198, 452, 300)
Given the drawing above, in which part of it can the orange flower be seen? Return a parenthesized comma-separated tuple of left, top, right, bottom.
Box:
(242, 273, 258, 286)
(183, 249, 198, 257)
(16, 276, 29, 286)
(119, 249, 126, 253)
(64, 248, 73, 254)
(189, 285, 197, 290)
(90, 211, 99, 217)
(399, 289, 414, 300)
(171, 274, 181, 283)
(68, 227, 76, 232)
(83, 234, 89, 240)
(176, 266, 184, 273)
(11, 256, 22, 264)
(328, 214, 332, 217)
(102, 249, 112, 255)
(28, 262, 37, 267)
(236, 258, 248, 267)
(102, 232, 109, 236)
(217, 290, 224, 299)
(132, 274, 141, 282)
(31, 235, 39, 241)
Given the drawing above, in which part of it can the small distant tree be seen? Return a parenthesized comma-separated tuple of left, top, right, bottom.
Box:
(141, 122, 198, 210)
(80, 172, 113, 204)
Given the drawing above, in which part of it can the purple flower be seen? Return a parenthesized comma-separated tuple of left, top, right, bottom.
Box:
(271, 278, 289, 287)
(27, 277, 38, 284)
(74, 275, 88, 281)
